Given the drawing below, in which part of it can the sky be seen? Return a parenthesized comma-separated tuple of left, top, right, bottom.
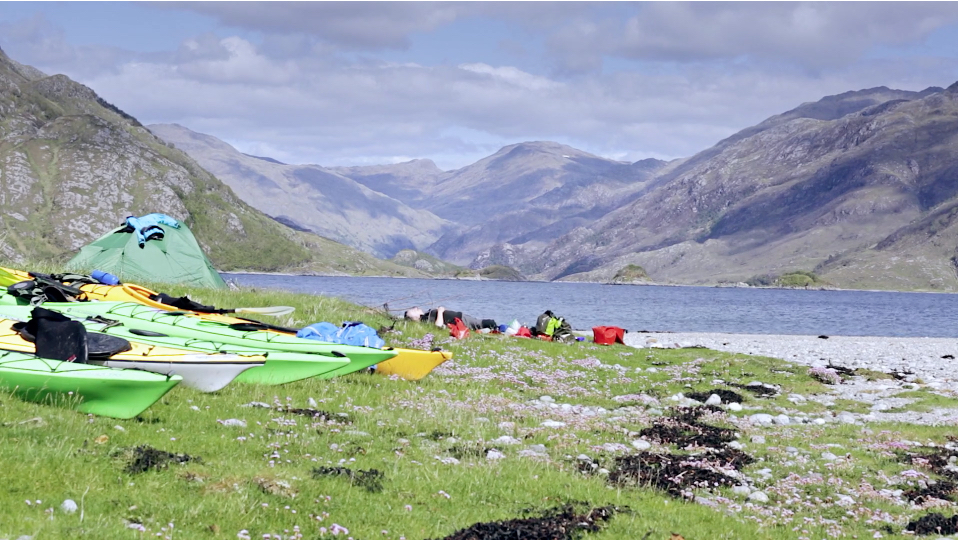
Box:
(2, 2, 958, 170)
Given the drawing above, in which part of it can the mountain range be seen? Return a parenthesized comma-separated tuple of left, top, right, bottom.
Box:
(5, 46, 958, 291)
(153, 83, 958, 291)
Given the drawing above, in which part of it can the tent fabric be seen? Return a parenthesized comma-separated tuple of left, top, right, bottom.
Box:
(66, 218, 227, 289)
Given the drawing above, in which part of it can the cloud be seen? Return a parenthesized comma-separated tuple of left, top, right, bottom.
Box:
(3, 4, 958, 171)
(545, 3, 958, 73)
(169, 1, 472, 50)
(0, 14, 75, 65)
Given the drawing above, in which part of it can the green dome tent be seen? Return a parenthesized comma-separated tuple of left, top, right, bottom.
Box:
(67, 214, 227, 289)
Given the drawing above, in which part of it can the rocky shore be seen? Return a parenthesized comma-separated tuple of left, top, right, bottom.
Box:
(623, 331, 958, 384)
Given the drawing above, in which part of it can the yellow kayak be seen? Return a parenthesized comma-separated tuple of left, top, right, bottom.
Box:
(375, 349, 452, 381)
(0, 267, 452, 380)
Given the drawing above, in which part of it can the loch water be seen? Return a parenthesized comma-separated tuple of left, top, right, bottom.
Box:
(222, 274, 958, 338)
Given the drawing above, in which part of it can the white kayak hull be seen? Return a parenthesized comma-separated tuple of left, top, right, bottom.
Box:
(92, 355, 263, 392)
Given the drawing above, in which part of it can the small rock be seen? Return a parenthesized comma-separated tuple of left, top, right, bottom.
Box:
(728, 441, 745, 450)
(773, 414, 790, 425)
(497, 421, 515, 431)
(307, 397, 318, 408)
(646, 367, 659, 373)
(732, 485, 751, 496)
(597, 468, 610, 476)
(94, 434, 109, 444)
(218, 419, 247, 428)
(787, 394, 807, 404)
(785, 446, 798, 454)
(749, 413, 774, 425)
(343, 430, 371, 438)
(813, 418, 826, 425)
(837, 413, 857, 424)
(242, 401, 271, 408)
(541, 420, 566, 428)
(576, 454, 592, 462)
(705, 394, 722, 406)
(539, 395, 555, 403)
(475, 417, 490, 423)
(492, 436, 521, 445)
(751, 436, 766, 444)
(114, 425, 126, 432)
(486, 449, 506, 460)
(525, 444, 547, 454)
(727, 402, 743, 412)
(60, 499, 78, 513)
(821, 452, 838, 461)
(747, 491, 769, 503)
(631, 439, 652, 451)
(647, 408, 664, 416)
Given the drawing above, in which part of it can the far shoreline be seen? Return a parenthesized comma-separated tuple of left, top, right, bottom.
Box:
(219, 270, 958, 296)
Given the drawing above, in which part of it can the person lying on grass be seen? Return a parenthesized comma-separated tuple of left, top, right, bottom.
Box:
(404, 306, 497, 331)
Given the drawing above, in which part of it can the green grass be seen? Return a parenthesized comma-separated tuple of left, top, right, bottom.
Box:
(1, 280, 957, 539)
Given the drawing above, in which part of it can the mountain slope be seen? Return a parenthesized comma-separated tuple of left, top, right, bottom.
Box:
(149, 124, 452, 259)
(0, 49, 432, 278)
(0, 49, 325, 271)
(523, 83, 958, 290)
(422, 142, 665, 265)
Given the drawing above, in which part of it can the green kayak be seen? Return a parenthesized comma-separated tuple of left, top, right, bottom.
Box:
(0, 305, 350, 385)
(0, 350, 181, 419)
(0, 298, 395, 377)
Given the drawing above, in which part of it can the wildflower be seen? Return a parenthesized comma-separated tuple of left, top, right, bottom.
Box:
(404, 504, 412, 511)
(330, 524, 349, 535)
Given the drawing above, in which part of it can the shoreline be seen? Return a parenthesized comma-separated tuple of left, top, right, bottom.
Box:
(623, 331, 958, 384)
(221, 270, 958, 295)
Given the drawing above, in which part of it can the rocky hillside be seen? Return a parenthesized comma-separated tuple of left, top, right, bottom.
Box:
(519, 84, 958, 290)
(149, 124, 452, 259)
(0, 49, 426, 277)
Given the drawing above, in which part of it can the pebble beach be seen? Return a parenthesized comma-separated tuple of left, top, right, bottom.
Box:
(623, 331, 958, 384)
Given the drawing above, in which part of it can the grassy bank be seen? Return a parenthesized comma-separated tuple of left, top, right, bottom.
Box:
(1, 282, 956, 539)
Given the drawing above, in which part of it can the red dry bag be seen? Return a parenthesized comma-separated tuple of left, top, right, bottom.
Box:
(592, 326, 626, 345)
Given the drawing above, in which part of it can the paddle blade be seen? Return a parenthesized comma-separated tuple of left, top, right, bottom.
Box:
(233, 306, 295, 316)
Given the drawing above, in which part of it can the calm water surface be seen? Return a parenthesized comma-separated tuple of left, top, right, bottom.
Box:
(222, 274, 958, 338)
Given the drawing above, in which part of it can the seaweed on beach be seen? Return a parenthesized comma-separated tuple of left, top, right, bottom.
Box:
(432, 504, 618, 540)
(685, 389, 744, 404)
(311, 466, 384, 493)
(639, 407, 736, 448)
(729, 382, 779, 397)
(903, 480, 957, 504)
(901, 447, 958, 481)
(276, 406, 350, 423)
(123, 445, 199, 474)
(905, 513, 958, 535)
(608, 448, 753, 498)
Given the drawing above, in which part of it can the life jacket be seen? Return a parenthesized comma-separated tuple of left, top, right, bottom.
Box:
(448, 317, 470, 339)
(5, 271, 97, 305)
